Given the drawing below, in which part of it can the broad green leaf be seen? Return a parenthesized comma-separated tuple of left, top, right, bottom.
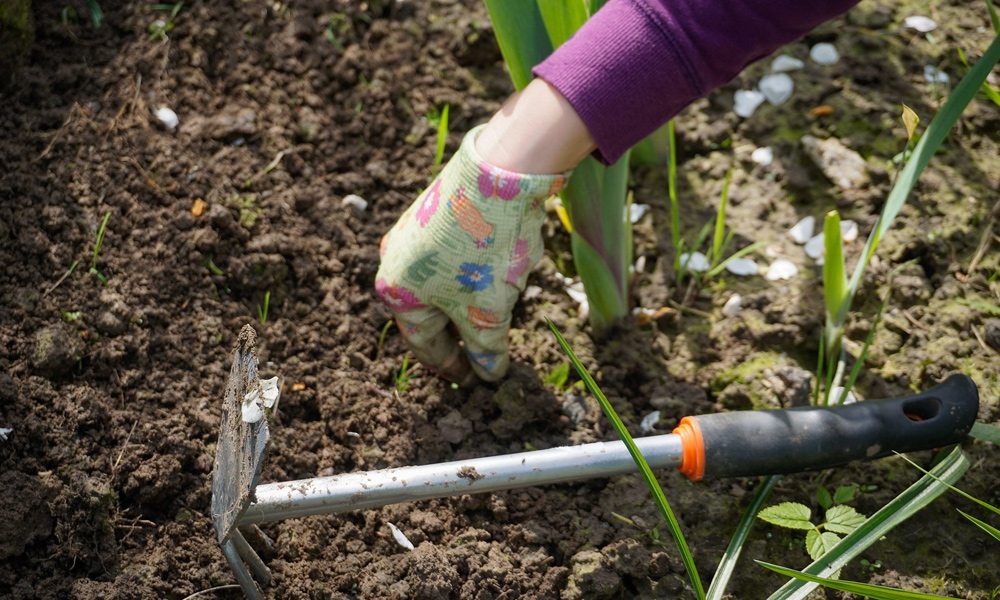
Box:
(823, 210, 847, 329)
(547, 320, 705, 599)
(767, 446, 969, 600)
(537, 0, 589, 47)
(805, 529, 841, 562)
(824, 505, 866, 535)
(816, 486, 833, 511)
(543, 362, 570, 389)
(969, 422, 1000, 446)
(833, 484, 859, 505)
(957, 48, 1000, 107)
(840, 33, 1000, 327)
(482, 0, 552, 90)
(901, 105, 920, 141)
(759, 561, 958, 599)
(758, 502, 814, 530)
(957, 509, 1000, 543)
(706, 476, 779, 600)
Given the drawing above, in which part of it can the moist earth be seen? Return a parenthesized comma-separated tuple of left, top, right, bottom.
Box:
(1, 0, 998, 599)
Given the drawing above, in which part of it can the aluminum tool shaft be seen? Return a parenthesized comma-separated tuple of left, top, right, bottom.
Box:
(241, 433, 684, 524)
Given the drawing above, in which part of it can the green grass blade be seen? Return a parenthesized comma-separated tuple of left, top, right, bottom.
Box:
(482, 0, 552, 90)
(841, 34, 1000, 324)
(836, 290, 888, 405)
(766, 446, 969, 600)
(957, 48, 1000, 107)
(537, 0, 589, 47)
(987, 0, 1000, 34)
(432, 104, 449, 174)
(547, 319, 705, 599)
(894, 452, 1000, 519)
(667, 120, 681, 272)
(85, 0, 103, 27)
(823, 211, 847, 326)
(758, 562, 957, 599)
(969, 422, 1000, 446)
(705, 241, 766, 278)
(710, 171, 732, 266)
(957, 509, 1000, 543)
(706, 476, 779, 600)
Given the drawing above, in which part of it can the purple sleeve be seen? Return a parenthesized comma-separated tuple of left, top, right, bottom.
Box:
(532, 0, 859, 164)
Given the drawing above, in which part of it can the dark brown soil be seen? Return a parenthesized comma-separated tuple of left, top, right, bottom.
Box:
(1, 1, 997, 599)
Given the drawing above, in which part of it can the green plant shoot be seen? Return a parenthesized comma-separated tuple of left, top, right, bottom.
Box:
(257, 290, 270, 325)
(89, 211, 111, 284)
(431, 104, 450, 174)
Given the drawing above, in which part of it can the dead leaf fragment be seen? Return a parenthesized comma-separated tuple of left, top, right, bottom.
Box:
(809, 105, 834, 117)
(191, 199, 207, 217)
(901, 104, 920, 141)
(291, 383, 306, 392)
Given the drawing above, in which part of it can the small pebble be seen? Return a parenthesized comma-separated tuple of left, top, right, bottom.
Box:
(766, 258, 798, 280)
(679, 251, 710, 273)
(0, 427, 11, 441)
(341, 194, 368, 212)
(904, 15, 937, 32)
(804, 233, 825, 259)
(770, 54, 805, 72)
(387, 522, 414, 551)
(751, 146, 774, 167)
(809, 43, 840, 65)
(923, 65, 950, 84)
(155, 106, 179, 131)
(788, 216, 815, 244)
(759, 73, 794, 105)
(722, 293, 743, 317)
(639, 411, 661, 434)
(725, 257, 759, 276)
(734, 90, 766, 118)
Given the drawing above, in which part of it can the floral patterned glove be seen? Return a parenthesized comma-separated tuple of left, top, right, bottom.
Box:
(375, 126, 568, 382)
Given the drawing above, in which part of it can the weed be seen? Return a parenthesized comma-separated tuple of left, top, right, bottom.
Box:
(758, 501, 866, 565)
(428, 104, 450, 175)
(89, 212, 111, 284)
(84, 0, 102, 27)
(542, 362, 570, 392)
(228, 195, 262, 229)
(376, 319, 394, 357)
(256, 290, 270, 325)
(205, 258, 225, 277)
(61, 311, 82, 322)
(148, 2, 185, 40)
(395, 353, 412, 393)
(324, 13, 350, 51)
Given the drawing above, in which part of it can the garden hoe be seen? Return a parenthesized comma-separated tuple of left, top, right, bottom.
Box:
(211, 326, 979, 599)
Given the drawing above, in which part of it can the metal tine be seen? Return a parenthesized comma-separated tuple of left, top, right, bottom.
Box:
(221, 539, 264, 600)
(240, 523, 274, 553)
(232, 529, 272, 585)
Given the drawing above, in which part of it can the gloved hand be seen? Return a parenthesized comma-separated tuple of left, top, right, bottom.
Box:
(375, 125, 569, 382)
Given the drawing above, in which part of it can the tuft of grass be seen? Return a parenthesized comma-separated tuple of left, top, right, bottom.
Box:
(666, 119, 682, 273)
(758, 562, 956, 599)
(89, 211, 111, 284)
(256, 290, 270, 325)
(429, 104, 450, 175)
(395, 353, 412, 393)
(547, 318, 705, 599)
(376, 319, 394, 357)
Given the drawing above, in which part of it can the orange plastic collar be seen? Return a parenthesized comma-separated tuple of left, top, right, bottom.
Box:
(673, 416, 706, 481)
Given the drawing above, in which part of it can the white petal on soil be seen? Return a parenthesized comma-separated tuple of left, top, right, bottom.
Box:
(751, 146, 774, 167)
(565, 281, 589, 321)
(629, 203, 651, 223)
(734, 89, 766, 118)
(759, 73, 794, 105)
(770, 54, 805, 73)
(788, 216, 815, 244)
(387, 522, 415, 551)
(809, 43, 840, 66)
(766, 258, 799, 281)
(830, 386, 859, 404)
(261, 376, 280, 409)
(0, 427, 12, 441)
(341, 194, 368, 212)
(679, 251, 710, 273)
(523, 285, 543, 300)
(804, 233, 825, 259)
(154, 106, 179, 131)
(904, 15, 937, 32)
(725, 257, 759, 276)
(722, 293, 743, 317)
(923, 65, 950, 84)
(640, 411, 661, 434)
(840, 220, 859, 242)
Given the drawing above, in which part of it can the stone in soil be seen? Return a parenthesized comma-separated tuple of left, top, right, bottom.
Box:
(31, 323, 84, 379)
(564, 549, 621, 600)
(800, 135, 870, 191)
(984, 318, 1000, 351)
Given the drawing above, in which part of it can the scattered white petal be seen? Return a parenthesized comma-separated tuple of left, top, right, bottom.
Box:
(923, 65, 950, 84)
(722, 293, 743, 317)
(261, 376, 280, 409)
(387, 522, 415, 551)
(840, 220, 859, 242)
(154, 106, 179, 131)
(725, 257, 759, 276)
(751, 146, 774, 167)
(341, 194, 368, 212)
(634, 255, 647, 274)
(346, 431, 361, 438)
(809, 43, 840, 66)
(830, 386, 859, 404)
(788, 216, 815, 244)
(523, 285, 543, 300)
(804, 233, 825, 259)
(565, 281, 589, 321)
(734, 89, 766, 118)
(640, 411, 661, 434)
(904, 15, 937, 33)
(759, 73, 794, 105)
(0, 427, 12, 441)
(766, 259, 798, 281)
(629, 203, 651, 224)
(771, 54, 805, 73)
(679, 252, 710, 273)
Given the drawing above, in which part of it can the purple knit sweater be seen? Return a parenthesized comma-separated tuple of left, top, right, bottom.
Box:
(533, 0, 859, 164)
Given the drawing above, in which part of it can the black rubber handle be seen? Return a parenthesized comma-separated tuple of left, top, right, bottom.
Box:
(690, 374, 979, 479)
